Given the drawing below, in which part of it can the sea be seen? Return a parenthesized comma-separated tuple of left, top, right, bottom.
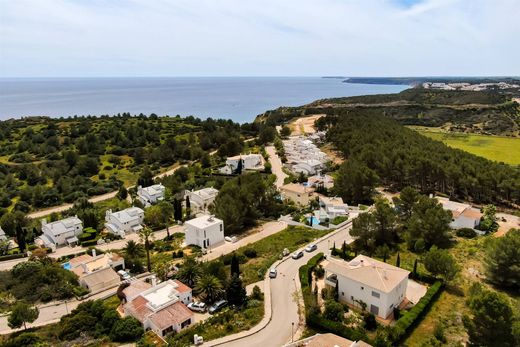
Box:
(0, 77, 408, 123)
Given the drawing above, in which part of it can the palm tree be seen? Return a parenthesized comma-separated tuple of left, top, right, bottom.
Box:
(123, 240, 145, 259)
(138, 227, 155, 272)
(195, 274, 224, 304)
(177, 257, 202, 288)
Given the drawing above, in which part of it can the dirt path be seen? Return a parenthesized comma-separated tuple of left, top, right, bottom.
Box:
(265, 146, 288, 188)
(289, 114, 324, 135)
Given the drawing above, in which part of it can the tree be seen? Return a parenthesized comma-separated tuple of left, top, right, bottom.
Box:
(117, 186, 128, 200)
(138, 227, 155, 272)
(110, 317, 144, 342)
(413, 258, 418, 278)
(15, 224, 26, 252)
(465, 289, 516, 347)
(423, 246, 459, 282)
(7, 302, 39, 330)
(334, 160, 379, 205)
(235, 157, 243, 175)
(484, 229, 520, 290)
(173, 198, 183, 221)
(226, 274, 247, 307)
(230, 253, 240, 277)
(323, 300, 344, 322)
(364, 313, 378, 331)
(280, 125, 291, 137)
(123, 240, 145, 260)
(479, 204, 498, 233)
(195, 275, 224, 303)
(392, 186, 419, 222)
(144, 205, 163, 229)
(395, 253, 400, 268)
(137, 166, 154, 187)
(177, 257, 201, 288)
(185, 195, 191, 218)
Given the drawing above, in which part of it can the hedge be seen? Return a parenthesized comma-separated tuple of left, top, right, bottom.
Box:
(394, 280, 443, 341)
(81, 239, 99, 247)
(0, 253, 27, 262)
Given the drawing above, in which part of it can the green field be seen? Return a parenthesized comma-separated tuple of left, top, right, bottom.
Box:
(411, 127, 520, 165)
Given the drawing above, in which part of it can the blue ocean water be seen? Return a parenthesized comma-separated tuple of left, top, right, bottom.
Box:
(0, 77, 407, 123)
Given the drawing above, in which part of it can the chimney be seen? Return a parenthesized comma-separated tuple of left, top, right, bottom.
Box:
(208, 215, 214, 222)
(81, 263, 88, 274)
(92, 248, 96, 257)
(429, 193, 433, 199)
(151, 276, 157, 287)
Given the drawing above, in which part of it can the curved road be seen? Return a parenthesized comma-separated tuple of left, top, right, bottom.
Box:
(208, 222, 354, 347)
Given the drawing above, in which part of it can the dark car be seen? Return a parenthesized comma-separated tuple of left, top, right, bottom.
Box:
(208, 300, 228, 314)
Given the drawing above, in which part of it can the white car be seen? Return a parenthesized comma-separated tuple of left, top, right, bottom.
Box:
(117, 270, 131, 280)
(292, 251, 304, 259)
(305, 244, 317, 253)
(225, 236, 237, 243)
(187, 302, 207, 313)
(269, 268, 277, 278)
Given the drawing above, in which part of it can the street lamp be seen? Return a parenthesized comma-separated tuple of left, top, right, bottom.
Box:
(291, 322, 295, 342)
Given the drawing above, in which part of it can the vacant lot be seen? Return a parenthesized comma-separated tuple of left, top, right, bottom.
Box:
(411, 127, 520, 165)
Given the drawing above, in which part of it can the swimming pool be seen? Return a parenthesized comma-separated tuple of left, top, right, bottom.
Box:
(62, 262, 71, 270)
(307, 216, 319, 226)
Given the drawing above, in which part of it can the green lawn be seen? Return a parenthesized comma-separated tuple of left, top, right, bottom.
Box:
(411, 127, 520, 165)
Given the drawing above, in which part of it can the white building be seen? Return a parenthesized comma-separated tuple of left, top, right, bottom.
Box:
(0, 227, 6, 241)
(283, 136, 329, 175)
(316, 196, 349, 222)
(184, 215, 224, 249)
(38, 216, 83, 250)
(437, 197, 482, 229)
(219, 153, 264, 174)
(324, 255, 409, 319)
(122, 278, 194, 338)
(137, 184, 165, 207)
(307, 173, 334, 190)
(105, 207, 144, 238)
(187, 187, 219, 213)
(68, 251, 125, 293)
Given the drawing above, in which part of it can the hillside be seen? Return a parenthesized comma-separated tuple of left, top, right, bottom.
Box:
(257, 88, 520, 137)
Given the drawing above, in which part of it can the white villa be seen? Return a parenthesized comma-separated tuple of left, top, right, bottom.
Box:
(137, 184, 165, 207)
(283, 136, 329, 175)
(307, 173, 334, 190)
(184, 215, 224, 249)
(68, 250, 124, 293)
(324, 255, 409, 319)
(121, 278, 194, 338)
(0, 227, 6, 241)
(315, 196, 349, 222)
(105, 207, 144, 238)
(37, 216, 83, 250)
(437, 197, 482, 230)
(186, 187, 219, 213)
(219, 153, 264, 174)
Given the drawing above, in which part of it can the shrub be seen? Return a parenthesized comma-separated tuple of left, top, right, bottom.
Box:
(243, 248, 258, 258)
(456, 228, 477, 238)
(364, 313, 378, 331)
(314, 265, 325, 279)
(324, 300, 344, 322)
(307, 312, 368, 342)
(81, 239, 98, 247)
(110, 317, 144, 342)
(250, 285, 264, 301)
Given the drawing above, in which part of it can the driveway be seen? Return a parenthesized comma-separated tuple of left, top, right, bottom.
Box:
(265, 146, 288, 189)
(204, 223, 354, 347)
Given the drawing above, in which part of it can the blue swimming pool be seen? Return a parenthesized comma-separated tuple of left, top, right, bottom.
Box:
(62, 262, 71, 270)
(307, 216, 319, 226)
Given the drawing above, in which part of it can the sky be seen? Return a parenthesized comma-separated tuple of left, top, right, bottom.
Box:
(0, 0, 519, 77)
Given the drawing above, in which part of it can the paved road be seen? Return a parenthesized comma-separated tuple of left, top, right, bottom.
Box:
(206, 223, 354, 347)
(266, 146, 288, 189)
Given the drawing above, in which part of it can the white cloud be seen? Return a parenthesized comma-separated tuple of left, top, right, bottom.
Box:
(0, 0, 518, 76)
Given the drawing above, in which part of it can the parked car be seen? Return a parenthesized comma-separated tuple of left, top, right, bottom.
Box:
(187, 301, 207, 312)
(117, 270, 131, 280)
(209, 300, 228, 314)
(224, 236, 237, 243)
(292, 251, 304, 259)
(282, 248, 290, 257)
(269, 268, 277, 278)
(305, 244, 317, 253)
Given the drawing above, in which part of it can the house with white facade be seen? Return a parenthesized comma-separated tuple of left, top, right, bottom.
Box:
(184, 215, 224, 249)
(283, 136, 329, 175)
(219, 153, 264, 174)
(105, 207, 144, 238)
(437, 197, 482, 230)
(280, 183, 315, 206)
(186, 187, 219, 213)
(324, 255, 409, 319)
(137, 184, 165, 207)
(315, 196, 349, 222)
(0, 227, 6, 241)
(307, 173, 334, 190)
(121, 278, 193, 338)
(37, 216, 83, 250)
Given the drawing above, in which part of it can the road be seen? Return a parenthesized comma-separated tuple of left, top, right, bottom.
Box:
(206, 222, 354, 347)
(265, 146, 288, 188)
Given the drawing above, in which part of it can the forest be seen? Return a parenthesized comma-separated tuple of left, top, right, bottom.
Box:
(0, 114, 259, 214)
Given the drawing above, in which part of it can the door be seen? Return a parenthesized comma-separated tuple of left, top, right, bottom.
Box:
(370, 304, 379, 316)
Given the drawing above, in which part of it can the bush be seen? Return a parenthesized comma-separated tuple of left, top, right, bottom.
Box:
(110, 317, 144, 342)
(1, 332, 42, 347)
(456, 228, 477, 238)
(307, 312, 368, 342)
(364, 313, 378, 330)
(324, 300, 344, 322)
(0, 253, 26, 262)
(250, 285, 264, 301)
(81, 239, 98, 247)
(394, 281, 443, 342)
(243, 248, 258, 258)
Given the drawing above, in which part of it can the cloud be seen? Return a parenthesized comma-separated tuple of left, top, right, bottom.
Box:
(0, 0, 518, 77)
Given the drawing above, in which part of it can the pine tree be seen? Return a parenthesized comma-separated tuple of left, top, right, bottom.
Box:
(230, 253, 240, 277)
(15, 225, 26, 252)
(235, 158, 243, 175)
(226, 274, 247, 307)
(185, 196, 191, 218)
(396, 253, 401, 268)
(413, 258, 418, 278)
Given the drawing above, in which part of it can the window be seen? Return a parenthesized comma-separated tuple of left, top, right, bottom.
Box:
(341, 292, 344, 296)
(361, 286, 364, 290)
(351, 296, 354, 300)
(220, 224, 223, 231)
(204, 230, 206, 238)
(371, 291, 380, 299)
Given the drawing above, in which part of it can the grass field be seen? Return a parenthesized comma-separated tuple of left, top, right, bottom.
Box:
(410, 126, 520, 165)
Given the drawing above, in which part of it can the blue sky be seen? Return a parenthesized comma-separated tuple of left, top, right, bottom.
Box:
(0, 0, 518, 77)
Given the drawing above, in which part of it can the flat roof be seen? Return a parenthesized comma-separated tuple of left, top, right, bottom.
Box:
(185, 215, 222, 229)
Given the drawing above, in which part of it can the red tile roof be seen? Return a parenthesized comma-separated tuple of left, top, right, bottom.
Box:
(173, 280, 192, 293)
(148, 301, 193, 330)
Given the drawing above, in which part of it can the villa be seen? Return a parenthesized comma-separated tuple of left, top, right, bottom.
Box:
(315, 195, 349, 222)
(137, 184, 166, 207)
(184, 214, 224, 249)
(0, 227, 6, 241)
(283, 136, 329, 175)
(307, 173, 334, 190)
(37, 216, 83, 250)
(324, 255, 409, 319)
(219, 153, 264, 174)
(280, 183, 315, 206)
(186, 187, 219, 213)
(105, 207, 144, 238)
(120, 278, 194, 338)
(437, 197, 482, 230)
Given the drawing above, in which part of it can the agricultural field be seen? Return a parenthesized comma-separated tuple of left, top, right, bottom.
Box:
(411, 126, 520, 165)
